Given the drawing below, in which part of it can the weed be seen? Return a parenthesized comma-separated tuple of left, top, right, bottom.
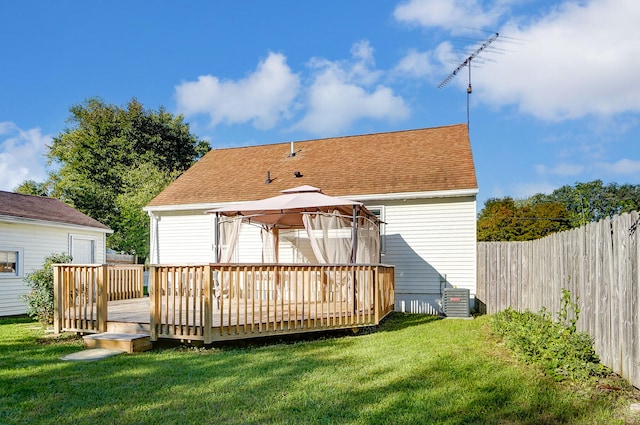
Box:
(490, 289, 608, 382)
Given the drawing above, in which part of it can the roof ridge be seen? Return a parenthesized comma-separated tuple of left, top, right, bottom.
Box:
(209, 123, 468, 152)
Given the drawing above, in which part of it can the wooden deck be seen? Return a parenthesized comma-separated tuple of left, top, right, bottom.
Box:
(54, 263, 395, 343)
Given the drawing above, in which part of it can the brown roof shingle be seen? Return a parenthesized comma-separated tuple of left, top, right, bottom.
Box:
(148, 124, 477, 207)
(0, 191, 111, 230)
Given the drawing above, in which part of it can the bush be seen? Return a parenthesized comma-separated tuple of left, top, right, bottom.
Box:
(21, 253, 72, 324)
(490, 289, 608, 382)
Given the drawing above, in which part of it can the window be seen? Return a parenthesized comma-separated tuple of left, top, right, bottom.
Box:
(0, 248, 23, 277)
(367, 206, 386, 255)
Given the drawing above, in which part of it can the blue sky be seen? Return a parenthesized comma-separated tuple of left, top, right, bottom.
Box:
(1, 0, 639, 210)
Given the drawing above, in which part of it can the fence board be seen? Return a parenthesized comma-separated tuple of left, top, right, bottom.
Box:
(477, 211, 640, 389)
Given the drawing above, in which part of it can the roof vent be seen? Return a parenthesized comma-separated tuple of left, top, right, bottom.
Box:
(265, 171, 273, 184)
(289, 141, 296, 157)
(293, 171, 303, 178)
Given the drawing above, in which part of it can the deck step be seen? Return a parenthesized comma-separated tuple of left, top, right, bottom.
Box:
(83, 333, 152, 353)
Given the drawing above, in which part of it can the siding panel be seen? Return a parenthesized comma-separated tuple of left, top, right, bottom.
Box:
(1, 223, 106, 316)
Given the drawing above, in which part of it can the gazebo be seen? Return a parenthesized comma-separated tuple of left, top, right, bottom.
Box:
(208, 185, 381, 265)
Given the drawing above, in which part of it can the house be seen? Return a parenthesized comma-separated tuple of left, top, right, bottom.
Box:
(145, 123, 478, 314)
(0, 191, 112, 316)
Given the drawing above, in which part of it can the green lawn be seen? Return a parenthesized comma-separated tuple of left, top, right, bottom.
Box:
(0, 314, 636, 425)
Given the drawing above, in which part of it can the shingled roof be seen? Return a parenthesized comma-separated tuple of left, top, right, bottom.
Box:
(0, 191, 111, 231)
(147, 124, 477, 207)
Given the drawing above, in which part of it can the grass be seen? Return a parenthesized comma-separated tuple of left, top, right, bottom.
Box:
(1, 314, 638, 425)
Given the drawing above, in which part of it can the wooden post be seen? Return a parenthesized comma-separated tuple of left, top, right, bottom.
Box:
(374, 266, 380, 324)
(53, 265, 62, 335)
(204, 265, 213, 344)
(96, 265, 108, 332)
(149, 266, 158, 341)
(137, 265, 144, 298)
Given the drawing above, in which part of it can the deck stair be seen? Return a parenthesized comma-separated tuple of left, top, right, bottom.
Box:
(83, 333, 152, 353)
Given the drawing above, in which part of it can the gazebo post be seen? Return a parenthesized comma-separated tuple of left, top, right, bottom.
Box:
(213, 212, 220, 263)
(351, 206, 359, 314)
(351, 206, 358, 263)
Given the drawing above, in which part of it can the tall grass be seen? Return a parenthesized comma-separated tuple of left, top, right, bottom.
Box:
(0, 314, 635, 424)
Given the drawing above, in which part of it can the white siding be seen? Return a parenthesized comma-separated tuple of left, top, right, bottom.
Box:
(365, 196, 477, 314)
(0, 222, 106, 316)
(150, 195, 477, 315)
(155, 211, 214, 263)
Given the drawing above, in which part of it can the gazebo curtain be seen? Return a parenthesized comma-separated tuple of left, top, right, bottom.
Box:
(302, 211, 352, 264)
(217, 211, 379, 265)
(217, 217, 243, 263)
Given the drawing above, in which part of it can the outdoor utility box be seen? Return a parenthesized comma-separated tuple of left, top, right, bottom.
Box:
(442, 288, 471, 318)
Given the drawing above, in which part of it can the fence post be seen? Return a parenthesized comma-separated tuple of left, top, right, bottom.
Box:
(137, 265, 145, 298)
(374, 266, 380, 324)
(149, 266, 158, 341)
(53, 265, 62, 334)
(204, 265, 213, 344)
(96, 265, 108, 332)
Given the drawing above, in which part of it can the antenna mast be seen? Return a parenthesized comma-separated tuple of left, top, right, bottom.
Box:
(437, 32, 499, 127)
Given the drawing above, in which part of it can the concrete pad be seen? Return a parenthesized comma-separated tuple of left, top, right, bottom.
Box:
(60, 348, 124, 361)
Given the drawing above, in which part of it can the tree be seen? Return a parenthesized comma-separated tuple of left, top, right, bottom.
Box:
(108, 163, 180, 258)
(478, 197, 571, 242)
(14, 179, 51, 197)
(478, 180, 640, 241)
(535, 180, 640, 227)
(24, 97, 210, 261)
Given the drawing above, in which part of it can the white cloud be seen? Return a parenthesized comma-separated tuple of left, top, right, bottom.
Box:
(394, 49, 435, 78)
(393, 0, 504, 31)
(174, 52, 300, 130)
(536, 162, 584, 177)
(0, 123, 50, 191)
(475, 0, 640, 121)
(295, 41, 410, 135)
(395, 0, 640, 122)
(597, 158, 640, 175)
(511, 181, 558, 199)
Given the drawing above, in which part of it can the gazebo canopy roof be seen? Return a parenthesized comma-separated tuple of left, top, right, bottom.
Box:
(207, 186, 373, 228)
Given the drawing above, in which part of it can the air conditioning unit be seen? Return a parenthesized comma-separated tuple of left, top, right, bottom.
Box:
(443, 288, 470, 318)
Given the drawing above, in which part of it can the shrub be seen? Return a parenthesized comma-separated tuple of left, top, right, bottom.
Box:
(490, 289, 608, 382)
(21, 253, 72, 324)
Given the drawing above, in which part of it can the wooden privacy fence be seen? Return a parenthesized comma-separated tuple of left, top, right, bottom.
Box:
(477, 211, 640, 388)
(53, 264, 145, 334)
(149, 264, 395, 343)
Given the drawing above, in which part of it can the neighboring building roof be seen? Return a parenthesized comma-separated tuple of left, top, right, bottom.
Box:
(147, 123, 477, 207)
(0, 191, 111, 231)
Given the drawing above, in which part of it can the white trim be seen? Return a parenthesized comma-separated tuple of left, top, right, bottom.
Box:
(143, 188, 478, 213)
(69, 234, 97, 264)
(0, 215, 112, 234)
(0, 246, 24, 278)
(144, 202, 225, 213)
(350, 188, 478, 202)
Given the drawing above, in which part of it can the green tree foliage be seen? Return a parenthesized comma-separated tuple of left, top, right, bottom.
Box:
(477, 197, 571, 241)
(479, 180, 640, 241)
(14, 179, 52, 197)
(108, 163, 180, 259)
(22, 97, 210, 261)
(21, 253, 72, 324)
(534, 180, 640, 227)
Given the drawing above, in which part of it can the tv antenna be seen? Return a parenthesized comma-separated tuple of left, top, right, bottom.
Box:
(437, 32, 499, 128)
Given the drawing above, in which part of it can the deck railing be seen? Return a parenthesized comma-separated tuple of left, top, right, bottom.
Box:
(107, 264, 145, 301)
(53, 263, 395, 343)
(53, 264, 145, 334)
(149, 264, 395, 343)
